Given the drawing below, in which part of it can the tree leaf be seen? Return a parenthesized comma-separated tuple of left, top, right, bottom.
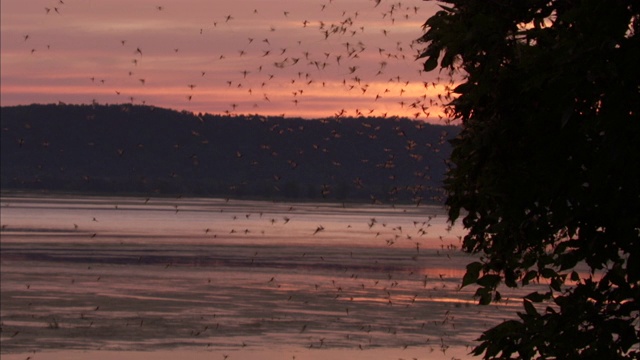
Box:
(522, 270, 538, 286)
(524, 291, 547, 303)
(423, 55, 438, 72)
(475, 287, 492, 305)
(462, 261, 483, 287)
(550, 277, 563, 291)
(477, 274, 501, 288)
(523, 299, 538, 316)
(540, 268, 557, 279)
(570, 271, 580, 282)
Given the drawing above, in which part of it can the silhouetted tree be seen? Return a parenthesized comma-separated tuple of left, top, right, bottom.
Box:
(419, 1, 639, 358)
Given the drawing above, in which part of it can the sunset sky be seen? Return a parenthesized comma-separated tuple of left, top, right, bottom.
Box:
(1, 0, 452, 120)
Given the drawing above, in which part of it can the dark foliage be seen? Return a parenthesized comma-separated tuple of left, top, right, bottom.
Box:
(419, 0, 639, 358)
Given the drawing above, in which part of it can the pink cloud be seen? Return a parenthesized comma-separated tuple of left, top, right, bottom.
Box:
(1, 0, 448, 121)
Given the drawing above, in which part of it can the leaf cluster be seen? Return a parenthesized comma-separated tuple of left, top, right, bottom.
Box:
(418, 0, 640, 358)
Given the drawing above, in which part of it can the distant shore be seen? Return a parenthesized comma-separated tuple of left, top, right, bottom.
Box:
(2, 104, 456, 205)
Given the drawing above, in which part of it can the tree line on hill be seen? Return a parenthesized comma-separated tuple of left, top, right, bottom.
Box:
(1, 103, 457, 204)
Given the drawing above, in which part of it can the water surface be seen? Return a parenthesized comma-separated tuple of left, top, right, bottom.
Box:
(1, 194, 521, 360)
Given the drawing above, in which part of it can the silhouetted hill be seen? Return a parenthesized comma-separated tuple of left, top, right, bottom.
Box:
(1, 104, 458, 204)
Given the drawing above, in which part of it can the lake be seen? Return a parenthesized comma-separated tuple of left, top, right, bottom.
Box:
(0, 194, 522, 360)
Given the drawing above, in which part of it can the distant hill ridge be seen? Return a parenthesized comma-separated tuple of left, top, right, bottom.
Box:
(1, 103, 458, 204)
